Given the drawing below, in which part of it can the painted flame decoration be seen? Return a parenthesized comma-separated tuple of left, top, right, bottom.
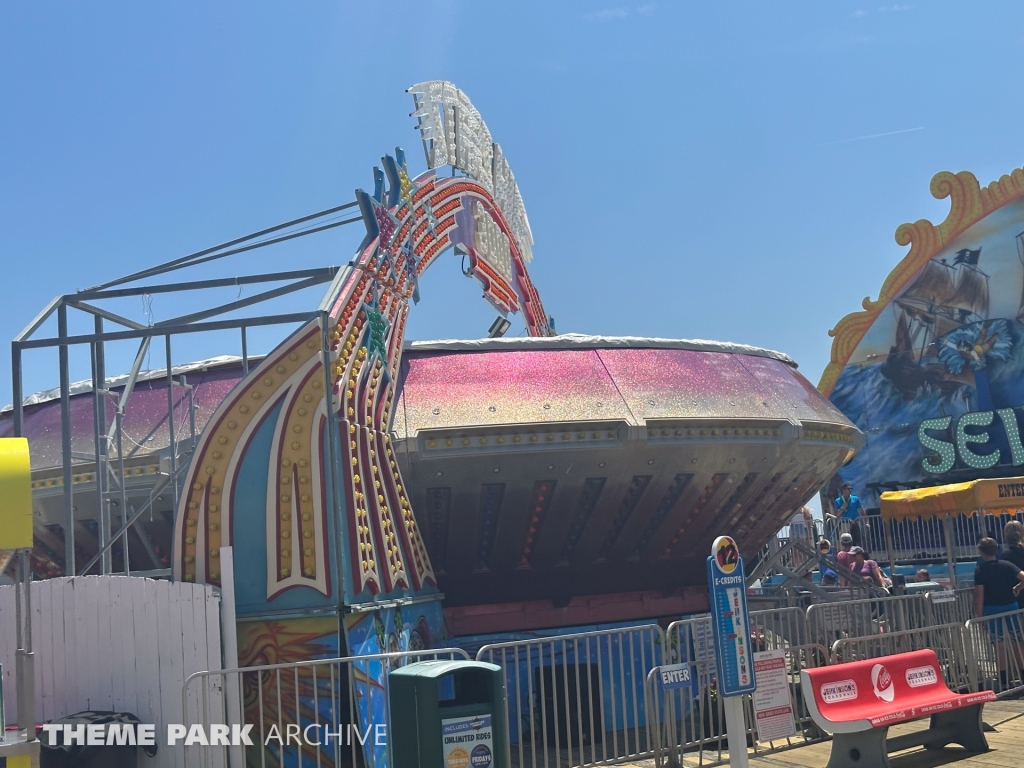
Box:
(172, 148, 550, 601)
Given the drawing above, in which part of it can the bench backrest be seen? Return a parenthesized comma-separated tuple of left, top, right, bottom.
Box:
(800, 649, 951, 730)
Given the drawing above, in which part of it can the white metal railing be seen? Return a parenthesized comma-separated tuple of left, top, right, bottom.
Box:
(475, 624, 664, 768)
(181, 648, 469, 768)
(965, 607, 1024, 698)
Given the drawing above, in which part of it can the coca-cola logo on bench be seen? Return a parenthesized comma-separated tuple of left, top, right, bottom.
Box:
(872, 664, 895, 702)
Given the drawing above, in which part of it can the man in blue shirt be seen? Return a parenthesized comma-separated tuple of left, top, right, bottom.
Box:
(833, 482, 865, 548)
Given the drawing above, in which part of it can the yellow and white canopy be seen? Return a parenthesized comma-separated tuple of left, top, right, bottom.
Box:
(880, 476, 1024, 521)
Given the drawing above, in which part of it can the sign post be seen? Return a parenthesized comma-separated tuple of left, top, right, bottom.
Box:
(707, 535, 755, 768)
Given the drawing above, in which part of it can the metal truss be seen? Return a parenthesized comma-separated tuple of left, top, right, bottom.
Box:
(10, 201, 362, 576)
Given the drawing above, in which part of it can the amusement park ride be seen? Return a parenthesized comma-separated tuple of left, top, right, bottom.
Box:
(2, 83, 861, 665)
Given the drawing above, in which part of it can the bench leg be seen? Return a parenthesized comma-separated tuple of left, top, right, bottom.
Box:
(923, 704, 989, 752)
(827, 729, 890, 768)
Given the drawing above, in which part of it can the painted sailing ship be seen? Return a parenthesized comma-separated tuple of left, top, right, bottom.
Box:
(881, 247, 999, 399)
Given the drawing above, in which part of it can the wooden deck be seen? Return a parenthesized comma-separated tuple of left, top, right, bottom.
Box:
(620, 699, 1024, 768)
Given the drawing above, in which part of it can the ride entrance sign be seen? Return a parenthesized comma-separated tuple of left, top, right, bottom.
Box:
(707, 535, 756, 696)
(706, 535, 755, 768)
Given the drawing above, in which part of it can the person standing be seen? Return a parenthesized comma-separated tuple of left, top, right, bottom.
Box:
(974, 537, 1024, 688)
(1000, 520, 1024, 610)
(832, 482, 865, 547)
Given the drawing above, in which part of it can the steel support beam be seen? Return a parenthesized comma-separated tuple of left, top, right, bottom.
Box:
(86, 204, 358, 292)
(154, 275, 328, 329)
(166, 335, 178, 515)
(19, 311, 316, 350)
(11, 343, 23, 437)
(75, 266, 339, 301)
(69, 300, 147, 331)
(91, 315, 111, 573)
(57, 305, 75, 574)
(14, 295, 62, 343)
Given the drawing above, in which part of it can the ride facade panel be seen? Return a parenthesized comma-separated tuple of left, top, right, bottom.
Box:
(822, 165, 1024, 508)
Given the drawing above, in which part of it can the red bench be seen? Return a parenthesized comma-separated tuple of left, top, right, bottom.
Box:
(800, 649, 996, 768)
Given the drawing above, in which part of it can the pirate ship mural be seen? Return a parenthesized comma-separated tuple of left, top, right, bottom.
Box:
(822, 166, 1024, 503)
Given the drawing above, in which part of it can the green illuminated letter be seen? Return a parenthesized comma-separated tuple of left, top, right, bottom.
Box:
(955, 410, 999, 470)
(919, 417, 955, 474)
(998, 408, 1024, 465)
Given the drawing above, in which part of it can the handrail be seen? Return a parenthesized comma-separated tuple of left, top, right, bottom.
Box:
(475, 622, 665, 656)
(182, 647, 469, 686)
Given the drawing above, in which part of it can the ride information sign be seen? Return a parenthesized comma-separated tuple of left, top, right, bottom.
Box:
(752, 650, 796, 742)
(707, 535, 756, 697)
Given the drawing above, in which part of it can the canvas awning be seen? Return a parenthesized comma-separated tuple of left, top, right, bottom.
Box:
(880, 476, 1024, 521)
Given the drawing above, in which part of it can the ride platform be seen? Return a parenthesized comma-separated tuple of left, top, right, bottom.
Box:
(619, 698, 1024, 767)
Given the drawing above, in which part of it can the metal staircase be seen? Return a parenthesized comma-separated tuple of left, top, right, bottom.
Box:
(747, 537, 881, 602)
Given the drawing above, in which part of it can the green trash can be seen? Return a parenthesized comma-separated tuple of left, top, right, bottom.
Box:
(389, 659, 508, 768)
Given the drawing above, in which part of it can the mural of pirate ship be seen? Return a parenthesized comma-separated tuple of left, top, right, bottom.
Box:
(822, 166, 1024, 504)
(882, 247, 1011, 401)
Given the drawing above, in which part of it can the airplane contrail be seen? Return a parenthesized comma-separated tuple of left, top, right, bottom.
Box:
(816, 126, 924, 147)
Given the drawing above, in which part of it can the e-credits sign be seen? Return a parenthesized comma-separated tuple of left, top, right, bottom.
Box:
(706, 535, 756, 696)
(442, 715, 494, 768)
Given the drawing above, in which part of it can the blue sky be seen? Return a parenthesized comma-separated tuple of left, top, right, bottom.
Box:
(3, 0, 1024, 429)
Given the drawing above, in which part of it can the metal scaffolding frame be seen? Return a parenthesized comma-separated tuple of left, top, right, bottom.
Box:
(10, 201, 361, 576)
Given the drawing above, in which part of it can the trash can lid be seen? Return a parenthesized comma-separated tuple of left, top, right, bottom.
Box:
(389, 659, 501, 679)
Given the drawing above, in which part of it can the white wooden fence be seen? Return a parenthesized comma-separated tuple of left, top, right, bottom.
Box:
(0, 576, 223, 768)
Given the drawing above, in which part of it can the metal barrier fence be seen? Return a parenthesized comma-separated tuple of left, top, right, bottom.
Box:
(830, 623, 976, 693)
(966, 607, 1024, 699)
(887, 511, 1024, 562)
(819, 510, 1024, 565)
(807, 593, 928, 646)
(179, 592, 998, 768)
(747, 594, 815, 614)
(749, 607, 809, 649)
(929, 588, 975, 625)
(182, 648, 470, 768)
(806, 590, 973, 650)
(656, 616, 726, 765)
(475, 625, 664, 768)
(649, 616, 829, 767)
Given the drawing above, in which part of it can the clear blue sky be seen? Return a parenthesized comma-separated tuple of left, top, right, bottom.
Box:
(3, 0, 1024, 427)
